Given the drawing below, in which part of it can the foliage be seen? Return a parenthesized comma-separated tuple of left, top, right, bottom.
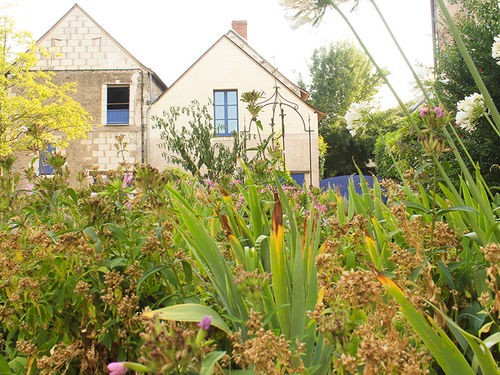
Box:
(303, 41, 386, 177)
(1, 1, 500, 374)
(0, 163, 201, 374)
(153, 100, 245, 182)
(433, 0, 500, 186)
(0, 16, 91, 157)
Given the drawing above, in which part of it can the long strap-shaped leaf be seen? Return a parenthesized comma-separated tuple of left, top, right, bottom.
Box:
(270, 192, 291, 337)
(374, 269, 474, 375)
(167, 186, 248, 329)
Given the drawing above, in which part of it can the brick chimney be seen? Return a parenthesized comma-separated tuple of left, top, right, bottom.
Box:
(232, 20, 247, 40)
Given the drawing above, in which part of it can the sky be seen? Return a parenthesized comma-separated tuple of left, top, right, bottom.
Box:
(4, 0, 435, 108)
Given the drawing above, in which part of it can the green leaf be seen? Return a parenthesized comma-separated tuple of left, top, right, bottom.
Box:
(441, 313, 499, 375)
(0, 354, 11, 375)
(200, 351, 226, 375)
(136, 265, 170, 294)
(145, 303, 231, 334)
(104, 223, 129, 243)
(375, 270, 474, 375)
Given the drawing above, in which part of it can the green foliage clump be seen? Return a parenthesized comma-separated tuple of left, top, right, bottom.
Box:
(304, 41, 387, 177)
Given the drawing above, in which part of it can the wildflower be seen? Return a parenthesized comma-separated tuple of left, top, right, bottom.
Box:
(20, 126, 29, 133)
(25, 183, 34, 195)
(492, 35, 500, 65)
(433, 107, 444, 118)
(419, 107, 428, 118)
(345, 102, 373, 137)
(455, 93, 485, 133)
(198, 315, 212, 330)
(121, 172, 133, 188)
(203, 178, 214, 187)
(90, 192, 98, 198)
(107, 362, 127, 375)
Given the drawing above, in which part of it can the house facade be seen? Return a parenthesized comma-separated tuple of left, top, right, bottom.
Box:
(19, 5, 321, 186)
(14, 4, 167, 177)
(149, 23, 322, 186)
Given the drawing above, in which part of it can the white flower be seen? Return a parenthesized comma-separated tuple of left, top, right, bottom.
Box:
(492, 35, 500, 65)
(345, 102, 373, 137)
(455, 93, 485, 133)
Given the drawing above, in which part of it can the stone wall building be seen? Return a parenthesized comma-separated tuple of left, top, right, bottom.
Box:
(14, 4, 166, 178)
(16, 4, 323, 186)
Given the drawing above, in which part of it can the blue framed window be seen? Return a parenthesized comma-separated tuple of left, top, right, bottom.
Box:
(107, 86, 129, 124)
(39, 144, 55, 175)
(214, 90, 238, 136)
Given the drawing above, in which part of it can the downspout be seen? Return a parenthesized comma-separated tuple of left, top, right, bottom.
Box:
(140, 70, 145, 163)
(145, 72, 153, 164)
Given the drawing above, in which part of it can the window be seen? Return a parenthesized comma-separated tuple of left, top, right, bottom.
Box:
(39, 144, 55, 175)
(214, 90, 238, 136)
(107, 86, 129, 124)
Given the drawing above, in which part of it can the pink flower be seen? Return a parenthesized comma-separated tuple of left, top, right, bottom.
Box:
(434, 107, 444, 118)
(107, 362, 127, 375)
(419, 107, 428, 118)
(121, 172, 133, 189)
(198, 315, 212, 330)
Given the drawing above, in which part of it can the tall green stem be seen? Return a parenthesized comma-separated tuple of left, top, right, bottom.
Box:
(435, 0, 500, 131)
(368, 0, 435, 104)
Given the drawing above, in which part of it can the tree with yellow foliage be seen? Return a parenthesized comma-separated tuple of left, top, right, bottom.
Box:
(0, 15, 91, 158)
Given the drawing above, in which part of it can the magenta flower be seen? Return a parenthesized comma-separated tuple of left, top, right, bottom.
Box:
(198, 315, 212, 330)
(107, 362, 127, 375)
(434, 107, 444, 118)
(419, 107, 428, 118)
(121, 172, 133, 188)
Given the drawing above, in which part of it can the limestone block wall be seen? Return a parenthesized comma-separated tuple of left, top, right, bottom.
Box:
(35, 6, 137, 71)
(13, 69, 148, 180)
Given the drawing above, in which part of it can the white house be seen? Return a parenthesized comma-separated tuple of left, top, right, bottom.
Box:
(149, 22, 322, 186)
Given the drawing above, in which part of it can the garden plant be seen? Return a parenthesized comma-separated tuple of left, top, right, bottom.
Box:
(0, 0, 499, 374)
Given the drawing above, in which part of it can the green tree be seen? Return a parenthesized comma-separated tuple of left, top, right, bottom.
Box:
(153, 100, 244, 182)
(0, 16, 91, 157)
(434, 0, 500, 186)
(305, 41, 385, 177)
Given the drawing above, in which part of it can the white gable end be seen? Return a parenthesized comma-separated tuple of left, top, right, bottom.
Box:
(34, 6, 140, 71)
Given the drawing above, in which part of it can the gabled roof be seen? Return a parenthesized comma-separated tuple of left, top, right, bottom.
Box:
(155, 29, 324, 119)
(225, 30, 310, 101)
(36, 3, 167, 90)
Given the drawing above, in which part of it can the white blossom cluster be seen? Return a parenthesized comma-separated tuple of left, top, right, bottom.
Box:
(493, 35, 500, 65)
(455, 93, 485, 133)
(344, 102, 373, 137)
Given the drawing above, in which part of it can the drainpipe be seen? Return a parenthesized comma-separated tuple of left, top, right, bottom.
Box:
(140, 70, 145, 163)
(145, 72, 153, 165)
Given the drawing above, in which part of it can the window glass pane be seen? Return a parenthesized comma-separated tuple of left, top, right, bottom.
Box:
(107, 87, 129, 105)
(214, 91, 225, 105)
(227, 119, 238, 133)
(215, 120, 226, 134)
(214, 106, 225, 120)
(227, 106, 237, 119)
(227, 91, 237, 105)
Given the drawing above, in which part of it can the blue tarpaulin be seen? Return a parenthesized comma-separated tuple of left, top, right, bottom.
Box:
(320, 175, 376, 197)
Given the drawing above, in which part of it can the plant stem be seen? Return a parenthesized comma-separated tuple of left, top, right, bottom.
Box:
(435, 0, 500, 132)
(368, 0, 435, 104)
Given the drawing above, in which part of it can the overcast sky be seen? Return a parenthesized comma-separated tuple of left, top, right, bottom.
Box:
(5, 0, 434, 108)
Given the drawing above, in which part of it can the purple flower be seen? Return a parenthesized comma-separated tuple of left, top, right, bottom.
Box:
(434, 107, 444, 118)
(107, 362, 127, 375)
(419, 107, 428, 118)
(121, 172, 133, 189)
(198, 315, 212, 330)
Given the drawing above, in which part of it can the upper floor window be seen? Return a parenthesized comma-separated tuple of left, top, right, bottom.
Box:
(107, 86, 129, 125)
(214, 90, 238, 136)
